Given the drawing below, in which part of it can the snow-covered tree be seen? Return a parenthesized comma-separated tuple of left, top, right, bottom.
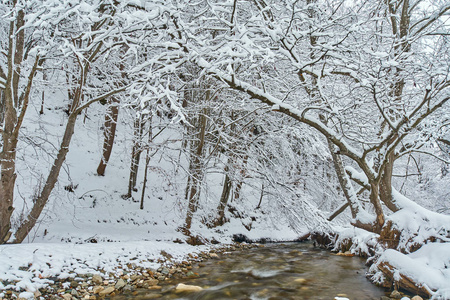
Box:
(0, 0, 181, 244)
(170, 0, 450, 242)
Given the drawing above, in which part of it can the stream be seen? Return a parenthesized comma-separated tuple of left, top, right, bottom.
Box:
(114, 242, 388, 299)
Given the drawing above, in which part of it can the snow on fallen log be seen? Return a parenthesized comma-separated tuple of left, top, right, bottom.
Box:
(369, 243, 450, 299)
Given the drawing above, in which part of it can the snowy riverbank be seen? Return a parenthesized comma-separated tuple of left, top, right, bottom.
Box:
(0, 239, 260, 299)
(0, 240, 210, 295)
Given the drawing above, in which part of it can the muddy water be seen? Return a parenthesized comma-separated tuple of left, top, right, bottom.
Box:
(117, 243, 387, 299)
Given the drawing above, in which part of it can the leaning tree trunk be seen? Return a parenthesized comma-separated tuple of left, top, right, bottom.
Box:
(12, 82, 126, 243)
(13, 112, 78, 243)
(97, 97, 119, 176)
(326, 138, 361, 219)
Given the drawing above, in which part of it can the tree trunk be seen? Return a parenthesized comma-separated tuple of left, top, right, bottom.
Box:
(0, 10, 23, 244)
(379, 151, 400, 212)
(256, 183, 264, 209)
(0, 89, 17, 244)
(185, 107, 208, 229)
(140, 120, 152, 210)
(215, 168, 232, 226)
(326, 138, 361, 218)
(369, 182, 385, 233)
(0, 91, 5, 123)
(126, 114, 144, 198)
(12, 9, 24, 108)
(39, 71, 47, 115)
(13, 113, 78, 243)
(96, 97, 119, 176)
(233, 154, 248, 202)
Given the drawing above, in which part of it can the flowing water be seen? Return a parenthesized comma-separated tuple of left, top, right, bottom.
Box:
(115, 242, 387, 300)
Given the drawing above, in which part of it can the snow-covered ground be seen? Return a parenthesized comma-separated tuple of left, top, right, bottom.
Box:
(0, 241, 210, 293)
(1, 88, 303, 295)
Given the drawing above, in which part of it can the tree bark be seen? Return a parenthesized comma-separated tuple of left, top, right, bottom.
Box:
(12, 9, 24, 108)
(0, 87, 17, 243)
(215, 169, 232, 226)
(126, 113, 144, 198)
(96, 97, 119, 176)
(140, 120, 152, 210)
(0, 16, 37, 244)
(369, 182, 385, 233)
(185, 106, 208, 229)
(326, 138, 361, 218)
(379, 151, 400, 212)
(233, 154, 248, 202)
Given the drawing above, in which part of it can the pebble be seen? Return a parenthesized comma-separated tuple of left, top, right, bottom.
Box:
(115, 279, 126, 290)
(98, 287, 115, 297)
(411, 297, 423, 300)
(92, 286, 104, 294)
(161, 267, 169, 275)
(294, 278, 306, 284)
(62, 294, 72, 300)
(145, 279, 159, 286)
(390, 290, 402, 299)
(91, 275, 102, 285)
(175, 283, 203, 293)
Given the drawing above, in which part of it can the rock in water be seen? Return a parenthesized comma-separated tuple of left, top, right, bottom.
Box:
(390, 290, 402, 299)
(175, 283, 203, 293)
(411, 297, 423, 300)
(99, 287, 115, 297)
(294, 278, 306, 284)
(144, 279, 159, 286)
